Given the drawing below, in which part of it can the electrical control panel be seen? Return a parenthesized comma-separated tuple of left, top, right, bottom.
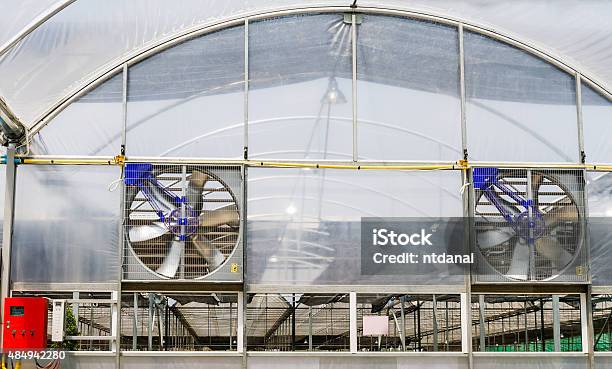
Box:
(2, 297, 48, 351)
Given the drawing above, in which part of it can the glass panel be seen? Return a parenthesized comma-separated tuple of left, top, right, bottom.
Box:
(593, 295, 612, 351)
(582, 84, 612, 163)
(587, 172, 612, 285)
(247, 293, 350, 351)
(246, 168, 464, 286)
(464, 31, 578, 162)
(126, 26, 244, 157)
(11, 165, 120, 283)
(471, 294, 582, 352)
(121, 292, 238, 351)
(32, 72, 123, 156)
(357, 294, 462, 352)
(356, 15, 461, 161)
(248, 14, 353, 160)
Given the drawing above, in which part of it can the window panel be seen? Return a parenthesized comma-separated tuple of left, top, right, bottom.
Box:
(357, 15, 462, 161)
(126, 26, 244, 158)
(582, 84, 612, 163)
(464, 31, 579, 162)
(248, 14, 353, 160)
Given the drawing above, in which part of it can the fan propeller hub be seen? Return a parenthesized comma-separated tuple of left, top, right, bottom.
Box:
(514, 211, 546, 241)
(163, 206, 200, 237)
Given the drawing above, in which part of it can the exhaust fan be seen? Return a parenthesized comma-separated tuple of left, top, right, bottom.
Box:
(472, 168, 587, 282)
(123, 164, 242, 281)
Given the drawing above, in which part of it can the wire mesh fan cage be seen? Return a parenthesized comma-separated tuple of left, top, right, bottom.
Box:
(471, 168, 588, 283)
(123, 163, 243, 281)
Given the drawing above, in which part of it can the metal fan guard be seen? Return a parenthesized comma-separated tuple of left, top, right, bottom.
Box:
(124, 165, 241, 280)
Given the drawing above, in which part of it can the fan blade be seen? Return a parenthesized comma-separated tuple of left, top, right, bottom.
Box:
(128, 223, 169, 243)
(531, 172, 544, 205)
(535, 236, 573, 269)
(199, 205, 239, 227)
(186, 171, 208, 213)
(477, 227, 515, 249)
(506, 240, 530, 280)
(543, 204, 578, 228)
(156, 239, 183, 278)
(191, 236, 225, 270)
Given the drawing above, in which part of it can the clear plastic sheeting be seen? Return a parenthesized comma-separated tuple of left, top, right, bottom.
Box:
(248, 14, 353, 160)
(582, 84, 612, 163)
(356, 15, 462, 161)
(126, 26, 244, 158)
(2, 1, 612, 129)
(0, 0, 59, 51)
(472, 354, 587, 369)
(587, 172, 612, 286)
(596, 355, 612, 369)
(31, 72, 123, 156)
(247, 168, 464, 286)
(11, 165, 120, 283)
(464, 31, 579, 162)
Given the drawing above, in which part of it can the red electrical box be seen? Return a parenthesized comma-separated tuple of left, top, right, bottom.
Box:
(2, 297, 48, 351)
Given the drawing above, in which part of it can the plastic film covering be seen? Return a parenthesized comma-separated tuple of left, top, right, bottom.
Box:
(587, 171, 612, 286)
(248, 355, 467, 369)
(248, 13, 353, 160)
(247, 167, 464, 286)
(464, 31, 579, 162)
(30, 72, 123, 156)
(356, 15, 462, 161)
(0, 160, 5, 252)
(0, 0, 58, 50)
(2, 1, 612, 129)
(121, 355, 242, 369)
(126, 26, 244, 158)
(473, 355, 587, 368)
(11, 165, 120, 283)
(596, 355, 612, 369)
(582, 83, 612, 163)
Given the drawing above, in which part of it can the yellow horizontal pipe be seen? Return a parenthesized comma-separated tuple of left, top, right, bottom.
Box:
(12, 157, 612, 172)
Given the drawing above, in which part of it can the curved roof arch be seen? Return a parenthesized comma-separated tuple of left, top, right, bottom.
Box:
(0, 0, 611, 135)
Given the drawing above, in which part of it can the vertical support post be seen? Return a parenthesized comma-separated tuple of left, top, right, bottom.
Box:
(121, 63, 128, 154)
(179, 165, 187, 279)
(133, 293, 138, 350)
(478, 295, 485, 352)
(552, 295, 561, 351)
(308, 306, 313, 351)
(237, 293, 244, 353)
(461, 293, 470, 354)
(458, 24, 468, 159)
(400, 296, 406, 352)
(229, 301, 233, 350)
(72, 291, 80, 336)
(148, 294, 154, 350)
(432, 294, 438, 352)
(243, 19, 249, 159)
(350, 292, 357, 353)
(111, 291, 119, 353)
(576, 73, 585, 163)
(0, 143, 16, 349)
(351, 13, 358, 162)
(581, 293, 589, 354)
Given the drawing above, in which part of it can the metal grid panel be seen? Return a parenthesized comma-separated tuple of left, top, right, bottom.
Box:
(12, 291, 114, 351)
(471, 168, 587, 283)
(247, 293, 350, 351)
(121, 293, 238, 351)
(357, 294, 462, 352)
(471, 294, 582, 352)
(123, 164, 242, 281)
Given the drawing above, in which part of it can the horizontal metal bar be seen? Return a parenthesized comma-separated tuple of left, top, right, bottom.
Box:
(65, 299, 117, 304)
(246, 284, 466, 294)
(65, 336, 115, 341)
(11, 282, 116, 292)
(121, 351, 242, 357)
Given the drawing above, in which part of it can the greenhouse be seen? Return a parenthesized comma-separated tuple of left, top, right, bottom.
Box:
(0, 1, 611, 368)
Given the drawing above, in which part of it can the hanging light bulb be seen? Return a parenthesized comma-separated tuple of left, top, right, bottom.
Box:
(322, 77, 347, 104)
